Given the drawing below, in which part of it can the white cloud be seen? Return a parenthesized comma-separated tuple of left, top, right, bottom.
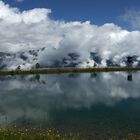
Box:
(120, 10, 140, 30)
(15, 0, 24, 2)
(0, 1, 140, 69)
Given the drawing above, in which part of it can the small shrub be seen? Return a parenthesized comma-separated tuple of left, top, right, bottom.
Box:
(35, 63, 40, 69)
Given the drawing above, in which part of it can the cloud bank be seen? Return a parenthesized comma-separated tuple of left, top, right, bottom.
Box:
(0, 1, 140, 69)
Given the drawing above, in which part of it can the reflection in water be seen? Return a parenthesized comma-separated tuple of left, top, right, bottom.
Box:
(127, 73, 133, 81)
(35, 74, 40, 81)
(0, 72, 140, 137)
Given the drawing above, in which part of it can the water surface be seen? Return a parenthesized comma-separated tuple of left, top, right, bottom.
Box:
(0, 72, 140, 138)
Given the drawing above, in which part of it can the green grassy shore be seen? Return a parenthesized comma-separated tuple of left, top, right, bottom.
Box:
(0, 128, 139, 140)
(0, 67, 140, 75)
(0, 128, 82, 140)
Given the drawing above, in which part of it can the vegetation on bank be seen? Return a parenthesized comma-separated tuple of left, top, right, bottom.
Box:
(0, 128, 81, 140)
(0, 67, 140, 76)
(0, 128, 139, 140)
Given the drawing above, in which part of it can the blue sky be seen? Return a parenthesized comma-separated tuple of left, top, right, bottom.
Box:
(3, 0, 140, 29)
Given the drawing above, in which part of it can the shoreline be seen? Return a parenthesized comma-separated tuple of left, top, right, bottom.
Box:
(0, 67, 140, 75)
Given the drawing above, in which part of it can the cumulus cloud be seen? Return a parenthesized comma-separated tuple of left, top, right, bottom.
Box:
(0, 1, 140, 69)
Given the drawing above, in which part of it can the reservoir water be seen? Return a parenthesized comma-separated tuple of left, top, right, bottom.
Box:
(0, 72, 140, 139)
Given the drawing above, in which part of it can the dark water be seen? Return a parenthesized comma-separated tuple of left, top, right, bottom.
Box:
(0, 72, 140, 138)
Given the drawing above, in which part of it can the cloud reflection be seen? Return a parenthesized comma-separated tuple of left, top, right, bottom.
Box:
(0, 72, 139, 126)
